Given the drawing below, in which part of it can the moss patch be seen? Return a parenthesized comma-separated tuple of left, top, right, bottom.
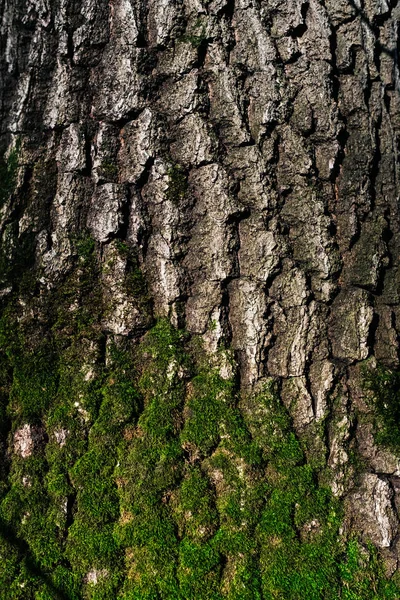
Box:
(363, 363, 400, 455)
(0, 302, 399, 599)
(0, 140, 20, 208)
(166, 164, 187, 204)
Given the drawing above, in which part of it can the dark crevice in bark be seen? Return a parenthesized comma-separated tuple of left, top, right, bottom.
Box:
(0, 519, 70, 600)
(3, 164, 33, 240)
(220, 283, 234, 348)
(372, 0, 398, 27)
(66, 28, 74, 66)
(369, 112, 383, 214)
(110, 109, 146, 129)
(263, 307, 278, 377)
(114, 187, 132, 244)
(65, 487, 76, 531)
(372, 218, 394, 299)
(136, 29, 148, 49)
(82, 125, 93, 178)
(284, 51, 303, 65)
(348, 0, 398, 61)
(219, 0, 235, 21)
(289, 2, 309, 38)
(194, 39, 209, 69)
(383, 88, 391, 113)
(328, 23, 341, 102)
(367, 309, 380, 357)
(304, 362, 317, 418)
(329, 124, 349, 208)
(134, 157, 155, 261)
(396, 21, 400, 72)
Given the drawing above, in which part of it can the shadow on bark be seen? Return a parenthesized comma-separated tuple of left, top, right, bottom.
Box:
(348, 0, 399, 66)
(0, 517, 72, 600)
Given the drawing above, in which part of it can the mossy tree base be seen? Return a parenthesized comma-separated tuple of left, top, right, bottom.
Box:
(0, 294, 399, 599)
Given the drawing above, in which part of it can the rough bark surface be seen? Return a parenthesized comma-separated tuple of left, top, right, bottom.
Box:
(1, 0, 400, 597)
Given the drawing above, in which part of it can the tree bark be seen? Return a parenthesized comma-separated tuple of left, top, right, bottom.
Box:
(1, 0, 400, 597)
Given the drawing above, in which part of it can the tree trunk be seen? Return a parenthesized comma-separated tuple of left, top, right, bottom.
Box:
(1, 0, 400, 597)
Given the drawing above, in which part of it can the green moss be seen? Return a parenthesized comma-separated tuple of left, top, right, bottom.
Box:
(106, 239, 152, 322)
(0, 536, 19, 594)
(174, 468, 218, 540)
(0, 256, 135, 598)
(125, 267, 148, 301)
(0, 139, 20, 208)
(178, 540, 222, 599)
(0, 227, 37, 291)
(178, 18, 207, 49)
(180, 347, 239, 456)
(180, 33, 207, 48)
(0, 441, 74, 598)
(241, 387, 337, 599)
(75, 233, 96, 261)
(363, 363, 400, 455)
(223, 557, 262, 600)
(100, 162, 118, 181)
(166, 164, 187, 204)
(8, 342, 59, 423)
(51, 235, 103, 341)
(116, 320, 188, 598)
(0, 307, 399, 599)
(63, 343, 139, 597)
(339, 540, 400, 599)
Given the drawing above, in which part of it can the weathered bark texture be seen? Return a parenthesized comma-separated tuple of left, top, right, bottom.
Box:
(1, 0, 400, 597)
